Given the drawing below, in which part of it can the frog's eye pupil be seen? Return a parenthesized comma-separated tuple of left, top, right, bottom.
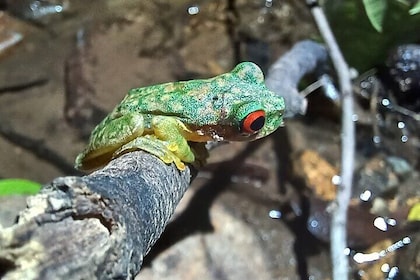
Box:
(241, 110, 265, 134)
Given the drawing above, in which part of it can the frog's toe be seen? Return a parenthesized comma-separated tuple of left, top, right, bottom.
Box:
(158, 149, 186, 170)
(173, 159, 186, 170)
(163, 142, 195, 163)
(167, 143, 178, 152)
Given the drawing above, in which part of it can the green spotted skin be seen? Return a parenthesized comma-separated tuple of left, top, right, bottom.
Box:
(75, 62, 285, 171)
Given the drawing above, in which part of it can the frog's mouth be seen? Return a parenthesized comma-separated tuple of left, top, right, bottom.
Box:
(185, 124, 260, 142)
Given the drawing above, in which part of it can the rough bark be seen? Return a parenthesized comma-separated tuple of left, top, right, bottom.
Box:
(0, 151, 192, 279)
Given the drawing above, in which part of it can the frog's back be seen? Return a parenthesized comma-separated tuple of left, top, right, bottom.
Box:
(114, 68, 274, 126)
(116, 82, 188, 114)
(113, 80, 220, 125)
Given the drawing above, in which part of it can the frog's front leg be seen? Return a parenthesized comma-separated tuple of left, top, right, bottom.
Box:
(116, 116, 196, 170)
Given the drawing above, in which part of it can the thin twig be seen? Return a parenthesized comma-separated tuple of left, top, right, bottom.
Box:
(307, 1, 355, 279)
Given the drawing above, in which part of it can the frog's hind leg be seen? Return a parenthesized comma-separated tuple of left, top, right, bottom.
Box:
(75, 113, 145, 171)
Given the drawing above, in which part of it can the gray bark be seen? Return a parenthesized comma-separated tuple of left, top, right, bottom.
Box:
(0, 151, 192, 279)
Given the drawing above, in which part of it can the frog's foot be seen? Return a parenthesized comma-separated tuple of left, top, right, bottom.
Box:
(114, 116, 204, 170)
(115, 135, 187, 170)
(75, 113, 145, 171)
(151, 116, 197, 162)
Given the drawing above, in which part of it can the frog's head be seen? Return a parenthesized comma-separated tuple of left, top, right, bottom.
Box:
(217, 62, 285, 141)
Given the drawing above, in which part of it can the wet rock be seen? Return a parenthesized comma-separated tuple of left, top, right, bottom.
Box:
(352, 239, 398, 280)
(307, 197, 410, 249)
(294, 149, 338, 201)
(6, 0, 69, 24)
(0, 196, 27, 228)
(385, 44, 420, 112)
(395, 233, 420, 279)
(137, 198, 296, 279)
(353, 154, 404, 201)
(0, 12, 23, 57)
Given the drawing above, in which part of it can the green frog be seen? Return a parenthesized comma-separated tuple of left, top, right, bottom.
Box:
(75, 62, 285, 171)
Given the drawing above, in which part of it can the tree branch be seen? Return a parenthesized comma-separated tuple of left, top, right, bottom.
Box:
(265, 40, 328, 118)
(0, 151, 192, 279)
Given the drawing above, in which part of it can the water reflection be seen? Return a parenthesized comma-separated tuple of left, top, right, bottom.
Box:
(351, 236, 411, 279)
(187, 5, 200, 15)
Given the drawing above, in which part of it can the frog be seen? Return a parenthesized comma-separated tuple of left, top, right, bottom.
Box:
(75, 62, 285, 171)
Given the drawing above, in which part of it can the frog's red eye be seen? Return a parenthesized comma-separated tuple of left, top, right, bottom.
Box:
(241, 110, 265, 134)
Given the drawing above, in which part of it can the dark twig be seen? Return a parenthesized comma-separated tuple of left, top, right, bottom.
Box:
(225, 0, 241, 64)
(308, 1, 355, 279)
(0, 123, 80, 175)
(64, 29, 106, 138)
(0, 77, 48, 94)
